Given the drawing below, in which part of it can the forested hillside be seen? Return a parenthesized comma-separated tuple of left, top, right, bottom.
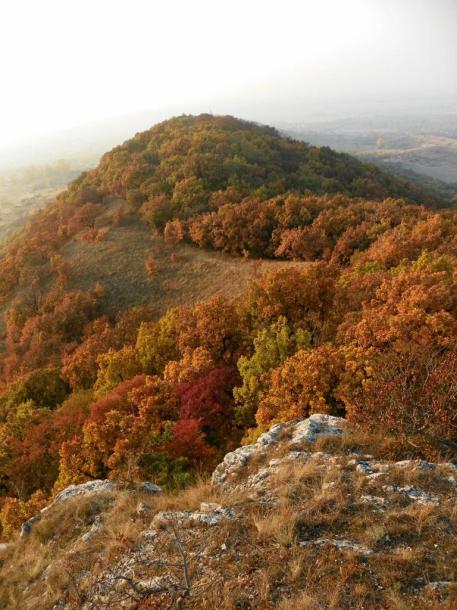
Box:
(0, 115, 456, 539)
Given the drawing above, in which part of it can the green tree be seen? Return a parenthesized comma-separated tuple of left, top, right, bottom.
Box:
(94, 347, 142, 398)
(234, 316, 310, 427)
(135, 309, 180, 375)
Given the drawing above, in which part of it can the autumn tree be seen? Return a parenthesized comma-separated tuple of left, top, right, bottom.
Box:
(176, 366, 240, 447)
(0, 367, 69, 419)
(136, 310, 180, 375)
(244, 264, 337, 341)
(164, 219, 185, 245)
(176, 296, 246, 364)
(163, 347, 215, 386)
(256, 344, 371, 427)
(338, 252, 457, 351)
(66, 202, 104, 235)
(145, 256, 157, 277)
(0, 389, 90, 499)
(62, 307, 152, 390)
(3, 287, 102, 378)
(140, 195, 173, 229)
(94, 346, 142, 398)
(347, 345, 457, 441)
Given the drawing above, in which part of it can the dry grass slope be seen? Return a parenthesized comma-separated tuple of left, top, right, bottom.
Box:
(64, 224, 307, 317)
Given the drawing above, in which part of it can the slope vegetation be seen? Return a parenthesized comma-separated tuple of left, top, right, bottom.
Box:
(0, 115, 456, 550)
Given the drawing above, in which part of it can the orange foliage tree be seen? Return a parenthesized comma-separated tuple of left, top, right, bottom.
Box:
(256, 344, 371, 427)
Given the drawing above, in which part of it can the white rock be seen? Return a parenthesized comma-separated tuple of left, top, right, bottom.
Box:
(211, 444, 257, 485)
(395, 459, 436, 471)
(383, 485, 439, 505)
(322, 481, 337, 490)
(360, 495, 388, 509)
(248, 467, 273, 488)
(199, 502, 222, 512)
(81, 530, 94, 543)
(135, 575, 176, 593)
(52, 479, 116, 506)
(141, 529, 158, 540)
(21, 480, 115, 537)
(366, 472, 386, 481)
(286, 450, 311, 462)
(152, 506, 235, 528)
(300, 538, 373, 556)
(20, 514, 43, 538)
(256, 421, 294, 447)
(268, 458, 283, 467)
(355, 461, 375, 474)
(290, 414, 346, 444)
(212, 414, 346, 486)
(425, 581, 456, 593)
(350, 459, 389, 476)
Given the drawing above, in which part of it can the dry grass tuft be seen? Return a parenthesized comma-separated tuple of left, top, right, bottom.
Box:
(277, 591, 319, 610)
(252, 508, 300, 547)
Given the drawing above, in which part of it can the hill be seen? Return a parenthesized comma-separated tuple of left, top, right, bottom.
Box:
(71, 113, 443, 207)
(282, 112, 457, 203)
(0, 114, 448, 329)
(0, 114, 443, 362)
(0, 114, 456, 566)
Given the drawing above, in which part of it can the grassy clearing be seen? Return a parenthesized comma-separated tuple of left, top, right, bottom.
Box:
(63, 225, 307, 318)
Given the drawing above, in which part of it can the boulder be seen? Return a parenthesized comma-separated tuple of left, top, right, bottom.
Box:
(212, 414, 346, 486)
(383, 484, 439, 505)
(20, 479, 116, 537)
(138, 481, 162, 495)
(289, 414, 346, 444)
(20, 514, 43, 538)
(299, 538, 373, 556)
(52, 479, 116, 506)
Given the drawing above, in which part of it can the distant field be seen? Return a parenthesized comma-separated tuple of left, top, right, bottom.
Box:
(0, 183, 65, 241)
(0, 157, 96, 242)
(358, 134, 457, 184)
(285, 115, 457, 198)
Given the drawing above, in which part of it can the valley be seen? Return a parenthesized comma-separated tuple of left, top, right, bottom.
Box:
(0, 183, 64, 242)
(283, 107, 457, 205)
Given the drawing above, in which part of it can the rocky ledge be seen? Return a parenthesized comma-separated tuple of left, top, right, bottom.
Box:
(4, 414, 456, 610)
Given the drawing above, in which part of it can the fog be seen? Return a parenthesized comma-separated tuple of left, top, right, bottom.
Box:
(0, 0, 456, 168)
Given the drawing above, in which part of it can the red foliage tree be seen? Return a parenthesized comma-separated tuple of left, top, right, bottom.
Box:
(168, 419, 215, 464)
(176, 366, 240, 445)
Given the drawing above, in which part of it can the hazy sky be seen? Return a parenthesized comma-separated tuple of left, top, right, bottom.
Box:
(1, 0, 456, 152)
